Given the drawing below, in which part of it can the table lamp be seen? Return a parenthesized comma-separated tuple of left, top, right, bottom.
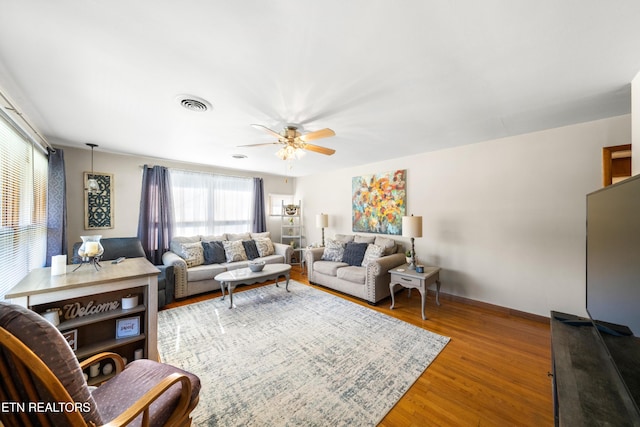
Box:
(402, 214, 422, 270)
(316, 213, 328, 247)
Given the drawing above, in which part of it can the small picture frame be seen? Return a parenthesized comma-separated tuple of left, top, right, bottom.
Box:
(116, 317, 140, 339)
(62, 329, 78, 351)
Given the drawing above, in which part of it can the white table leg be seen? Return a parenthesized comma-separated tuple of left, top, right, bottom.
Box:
(389, 282, 397, 309)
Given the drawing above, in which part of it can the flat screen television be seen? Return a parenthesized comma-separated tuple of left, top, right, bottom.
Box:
(586, 172, 640, 417)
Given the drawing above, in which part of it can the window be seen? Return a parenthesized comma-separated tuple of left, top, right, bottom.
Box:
(269, 194, 293, 216)
(169, 170, 253, 236)
(0, 115, 48, 300)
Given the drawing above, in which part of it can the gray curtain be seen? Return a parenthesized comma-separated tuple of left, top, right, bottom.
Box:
(46, 148, 67, 265)
(137, 165, 174, 265)
(252, 177, 267, 233)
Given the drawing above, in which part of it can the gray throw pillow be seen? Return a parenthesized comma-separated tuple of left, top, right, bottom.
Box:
(342, 242, 369, 266)
(321, 239, 345, 262)
(202, 241, 226, 264)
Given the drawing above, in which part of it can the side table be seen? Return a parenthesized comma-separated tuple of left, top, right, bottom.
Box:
(389, 264, 441, 320)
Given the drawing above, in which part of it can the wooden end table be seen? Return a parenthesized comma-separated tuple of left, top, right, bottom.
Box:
(389, 264, 441, 320)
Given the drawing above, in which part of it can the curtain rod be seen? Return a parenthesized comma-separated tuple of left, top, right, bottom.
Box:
(139, 164, 257, 180)
(0, 89, 55, 153)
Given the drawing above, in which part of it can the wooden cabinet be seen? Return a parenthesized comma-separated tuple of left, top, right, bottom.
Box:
(5, 258, 159, 384)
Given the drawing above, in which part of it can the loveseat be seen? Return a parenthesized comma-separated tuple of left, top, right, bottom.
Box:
(71, 237, 175, 309)
(162, 232, 293, 299)
(305, 234, 406, 304)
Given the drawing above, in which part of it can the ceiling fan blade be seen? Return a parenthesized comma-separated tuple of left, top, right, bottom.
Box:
(251, 124, 283, 140)
(303, 143, 335, 156)
(237, 142, 281, 148)
(299, 128, 335, 142)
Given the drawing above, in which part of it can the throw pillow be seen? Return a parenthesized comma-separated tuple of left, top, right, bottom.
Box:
(374, 236, 397, 255)
(173, 242, 204, 267)
(342, 242, 369, 266)
(321, 238, 345, 262)
(222, 240, 248, 263)
(242, 240, 260, 260)
(254, 237, 275, 257)
(362, 244, 385, 267)
(202, 241, 226, 264)
(251, 232, 271, 240)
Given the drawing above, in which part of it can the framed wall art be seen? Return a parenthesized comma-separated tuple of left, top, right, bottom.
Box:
(84, 172, 114, 229)
(352, 169, 406, 235)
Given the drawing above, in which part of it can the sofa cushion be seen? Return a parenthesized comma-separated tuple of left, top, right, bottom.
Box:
(254, 237, 275, 257)
(314, 260, 349, 276)
(336, 266, 366, 284)
(251, 232, 271, 239)
(342, 242, 368, 266)
(223, 240, 248, 262)
(354, 235, 375, 244)
(242, 240, 260, 260)
(362, 244, 385, 266)
(227, 232, 251, 241)
(172, 241, 204, 267)
(374, 236, 397, 255)
(201, 234, 227, 242)
(187, 264, 227, 282)
(202, 241, 226, 264)
(321, 238, 345, 262)
(334, 234, 355, 244)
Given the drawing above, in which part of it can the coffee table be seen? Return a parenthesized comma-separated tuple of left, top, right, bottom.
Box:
(214, 263, 292, 308)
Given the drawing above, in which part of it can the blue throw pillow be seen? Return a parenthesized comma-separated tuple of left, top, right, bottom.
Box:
(242, 240, 261, 260)
(342, 242, 369, 266)
(202, 241, 226, 264)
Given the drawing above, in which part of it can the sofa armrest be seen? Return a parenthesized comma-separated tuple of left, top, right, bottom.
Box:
(273, 242, 293, 264)
(162, 251, 188, 299)
(305, 247, 325, 279)
(155, 264, 175, 305)
(364, 252, 407, 304)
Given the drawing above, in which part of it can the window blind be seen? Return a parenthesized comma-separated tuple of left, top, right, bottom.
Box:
(0, 115, 48, 300)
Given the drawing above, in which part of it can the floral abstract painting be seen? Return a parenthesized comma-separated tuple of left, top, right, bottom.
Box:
(352, 170, 406, 235)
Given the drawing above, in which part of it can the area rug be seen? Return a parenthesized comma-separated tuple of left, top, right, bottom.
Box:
(157, 281, 450, 426)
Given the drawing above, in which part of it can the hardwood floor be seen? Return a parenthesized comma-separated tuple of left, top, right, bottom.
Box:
(164, 266, 554, 426)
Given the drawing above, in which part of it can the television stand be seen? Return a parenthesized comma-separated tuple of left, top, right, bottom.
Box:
(550, 311, 640, 426)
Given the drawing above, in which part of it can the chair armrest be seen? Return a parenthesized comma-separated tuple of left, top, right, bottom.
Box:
(163, 251, 187, 299)
(364, 252, 407, 304)
(273, 242, 293, 264)
(80, 352, 126, 375)
(101, 373, 192, 427)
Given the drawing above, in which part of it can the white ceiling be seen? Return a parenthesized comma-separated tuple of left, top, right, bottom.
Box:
(1, 1, 640, 177)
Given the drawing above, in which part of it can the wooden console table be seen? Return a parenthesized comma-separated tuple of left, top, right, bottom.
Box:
(6, 258, 160, 372)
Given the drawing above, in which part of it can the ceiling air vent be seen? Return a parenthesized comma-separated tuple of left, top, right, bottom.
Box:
(176, 95, 211, 112)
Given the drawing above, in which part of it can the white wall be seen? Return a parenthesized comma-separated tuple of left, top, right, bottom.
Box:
(55, 142, 294, 255)
(296, 115, 631, 317)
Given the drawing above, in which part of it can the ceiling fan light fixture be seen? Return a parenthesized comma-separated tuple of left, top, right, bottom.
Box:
(275, 145, 305, 161)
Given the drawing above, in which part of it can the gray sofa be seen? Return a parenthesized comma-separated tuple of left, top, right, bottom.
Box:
(71, 237, 175, 309)
(305, 234, 406, 304)
(162, 232, 293, 299)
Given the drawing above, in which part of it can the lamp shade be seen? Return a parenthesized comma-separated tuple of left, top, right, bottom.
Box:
(316, 213, 328, 228)
(402, 215, 423, 238)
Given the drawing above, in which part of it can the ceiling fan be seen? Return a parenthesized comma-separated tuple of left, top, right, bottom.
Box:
(239, 124, 336, 160)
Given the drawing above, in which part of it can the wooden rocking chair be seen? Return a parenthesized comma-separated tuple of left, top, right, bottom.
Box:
(0, 302, 200, 426)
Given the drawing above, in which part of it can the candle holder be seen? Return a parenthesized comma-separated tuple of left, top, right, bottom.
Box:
(73, 235, 104, 271)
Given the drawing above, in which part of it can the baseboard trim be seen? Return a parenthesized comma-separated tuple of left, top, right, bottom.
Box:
(434, 291, 549, 324)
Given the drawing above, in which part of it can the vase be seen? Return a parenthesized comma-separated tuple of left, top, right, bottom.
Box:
(75, 235, 104, 271)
